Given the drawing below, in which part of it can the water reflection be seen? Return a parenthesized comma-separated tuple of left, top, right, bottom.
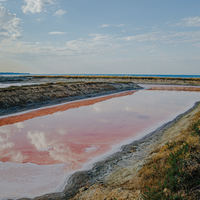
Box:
(0, 90, 137, 126)
(0, 85, 200, 198)
(0, 86, 200, 166)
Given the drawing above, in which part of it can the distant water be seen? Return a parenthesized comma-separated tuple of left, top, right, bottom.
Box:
(30, 74, 200, 78)
(0, 72, 30, 75)
(1, 73, 200, 78)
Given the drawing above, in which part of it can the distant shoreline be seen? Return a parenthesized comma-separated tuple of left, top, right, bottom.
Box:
(0, 72, 30, 75)
(1, 73, 200, 78)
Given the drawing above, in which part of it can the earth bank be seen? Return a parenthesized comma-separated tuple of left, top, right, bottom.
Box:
(0, 81, 141, 116)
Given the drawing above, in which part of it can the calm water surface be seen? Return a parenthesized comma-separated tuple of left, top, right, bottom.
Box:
(0, 85, 200, 199)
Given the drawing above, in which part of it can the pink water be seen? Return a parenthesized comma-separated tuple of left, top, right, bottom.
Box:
(0, 85, 200, 199)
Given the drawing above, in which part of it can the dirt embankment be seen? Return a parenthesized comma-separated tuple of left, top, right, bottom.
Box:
(0, 81, 141, 116)
(0, 75, 200, 85)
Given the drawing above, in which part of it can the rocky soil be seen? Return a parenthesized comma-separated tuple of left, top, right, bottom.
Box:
(0, 81, 141, 116)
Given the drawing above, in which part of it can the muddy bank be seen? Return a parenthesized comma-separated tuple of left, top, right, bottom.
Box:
(0, 75, 200, 86)
(26, 102, 200, 200)
(0, 82, 141, 116)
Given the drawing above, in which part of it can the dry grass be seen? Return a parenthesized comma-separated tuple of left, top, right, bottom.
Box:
(128, 111, 200, 199)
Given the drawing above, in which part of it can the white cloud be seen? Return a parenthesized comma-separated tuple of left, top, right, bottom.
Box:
(36, 42, 41, 44)
(11, 152, 26, 163)
(176, 16, 200, 27)
(49, 31, 66, 35)
(53, 9, 66, 17)
(0, 33, 117, 57)
(64, 33, 116, 54)
(100, 24, 109, 27)
(132, 28, 141, 31)
(84, 145, 99, 153)
(116, 24, 124, 27)
(0, 142, 14, 151)
(37, 18, 42, 21)
(124, 32, 163, 42)
(27, 131, 53, 150)
(0, 6, 21, 41)
(123, 31, 200, 44)
(22, 0, 55, 14)
(57, 129, 67, 135)
(2, 29, 200, 61)
(0, 0, 6, 5)
(14, 122, 24, 129)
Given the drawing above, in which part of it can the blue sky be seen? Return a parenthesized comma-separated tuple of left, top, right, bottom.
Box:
(0, 0, 200, 74)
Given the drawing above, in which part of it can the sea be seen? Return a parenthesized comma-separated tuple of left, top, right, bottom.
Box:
(1, 73, 200, 78)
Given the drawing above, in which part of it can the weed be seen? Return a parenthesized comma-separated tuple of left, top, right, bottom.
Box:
(141, 112, 200, 200)
(191, 120, 200, 136)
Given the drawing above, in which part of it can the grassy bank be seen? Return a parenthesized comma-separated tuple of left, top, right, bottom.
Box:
(133, 109, 200, 199)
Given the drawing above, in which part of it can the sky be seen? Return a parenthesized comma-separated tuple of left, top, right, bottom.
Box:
(0, 0, 200, 74)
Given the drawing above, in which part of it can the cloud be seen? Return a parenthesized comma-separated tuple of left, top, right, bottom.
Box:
(123, 31, 200, 44)
(0, 6, 21, 42)
(11, 152, 26, 163)
(176, 16, 200, 27)
(116, 24, 124, 27)
(37, 18, 42, 21)
(132, 28, 141, 31)
(53, 9, 66, 17)
(27, 130, 80, 165)
(22, 0, 55, 14)
(49, 31, 66, 35)
(0, 122, 23, 143)
(0, 142, 14, 151)
(57, 129, 67, 135)
(100, 24, 109, 27)
(1, 33, 117, 57)
(124, 32, 164, 42)
(84, 145, 99, 153)
(2, 28, 200, 61)
(0, 0, 6, 5)
(27, 131, 52, 150)
(64, 33, 117, 54)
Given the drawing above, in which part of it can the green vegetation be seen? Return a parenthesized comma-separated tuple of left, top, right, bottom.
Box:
(140, 114, 200, 200)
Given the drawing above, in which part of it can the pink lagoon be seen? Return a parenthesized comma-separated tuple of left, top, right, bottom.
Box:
(0, 85, 200, 199)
